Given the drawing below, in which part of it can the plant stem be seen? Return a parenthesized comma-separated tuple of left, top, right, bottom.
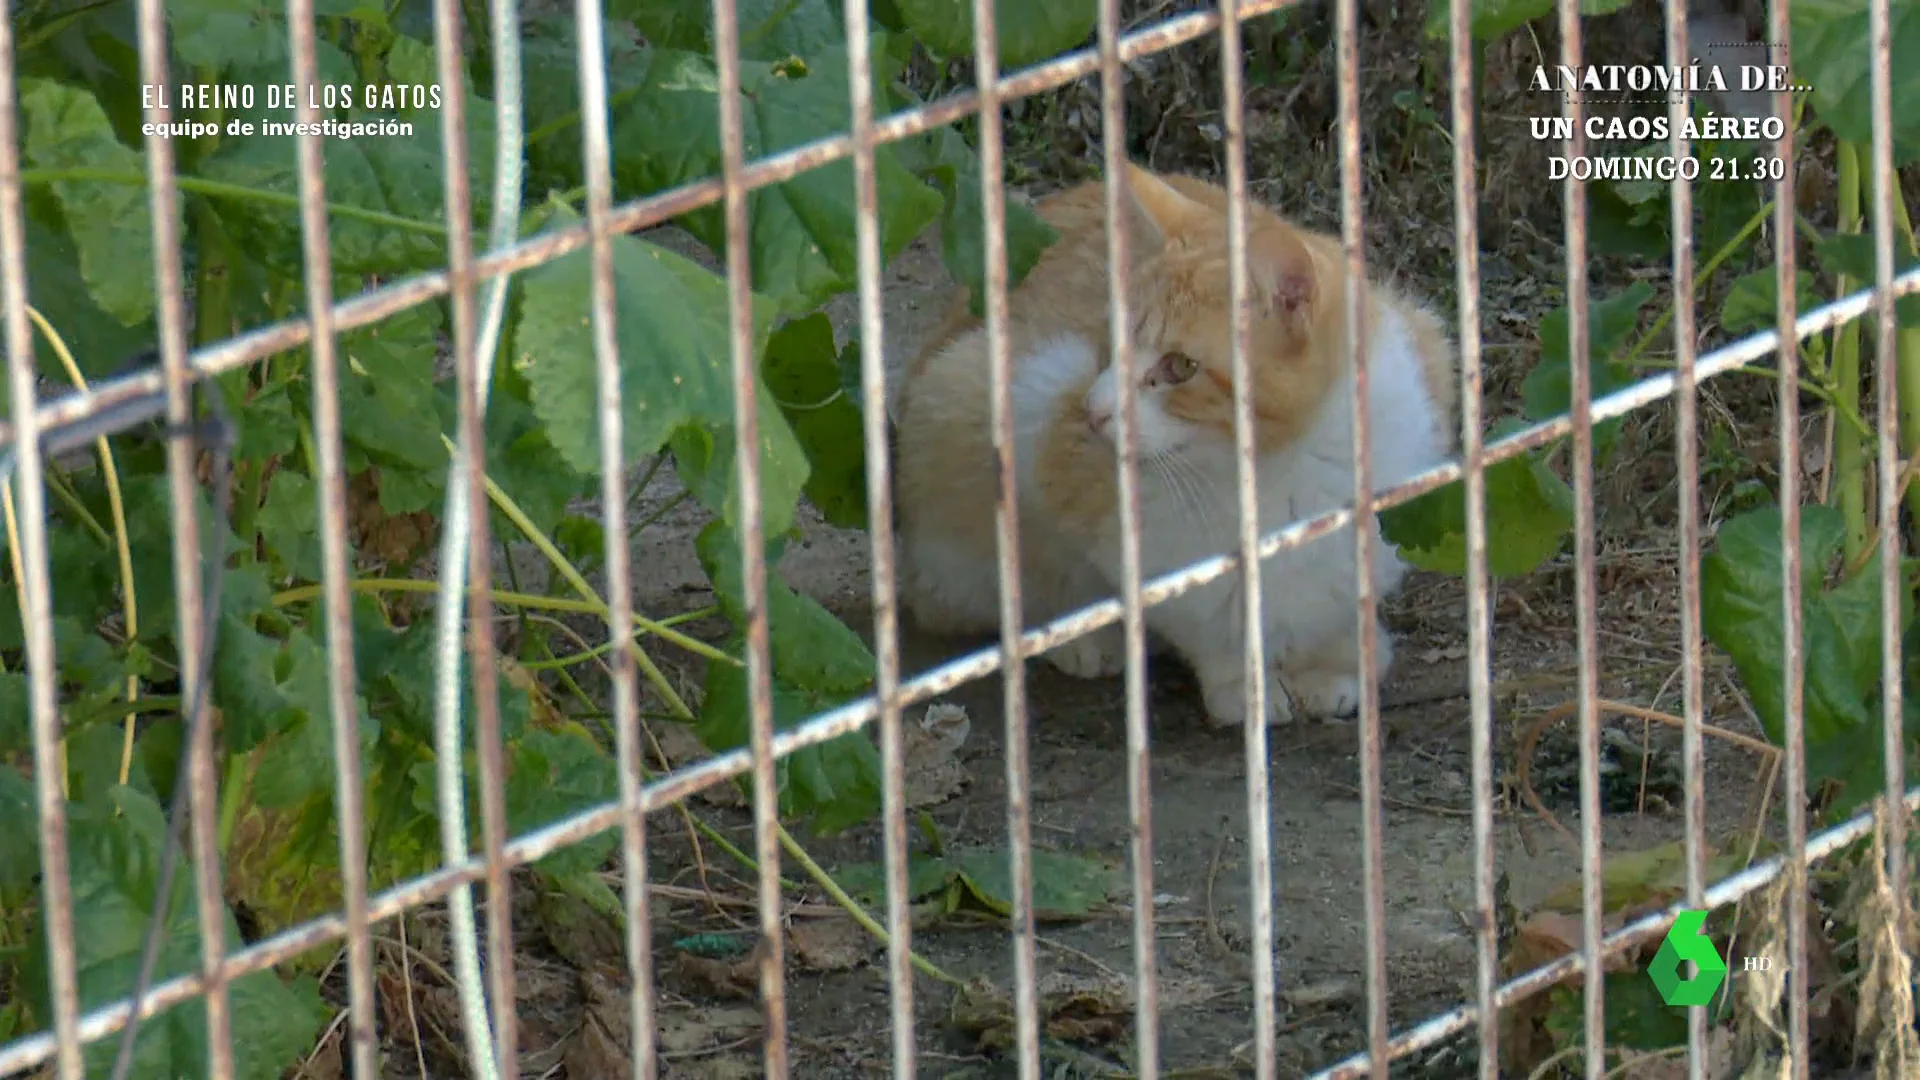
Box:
(1831, 141, 1870, 561)
(19, 168, 451, 239)
(1885, 186, 1920, 524)
(1620, 197, 1775, 372)
(775, 827, 961, 986)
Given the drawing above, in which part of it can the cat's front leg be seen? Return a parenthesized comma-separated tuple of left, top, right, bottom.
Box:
(1146, 581, 1295, 728)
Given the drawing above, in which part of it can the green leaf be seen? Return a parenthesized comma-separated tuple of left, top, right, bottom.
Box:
(18, 78, 156, 326)
(22, 787, 327, 1079)
(514, 200, 782, 475)
(1701, 504, 1913, 806)
(834, 847, 1122, 920)
(893, 0, 1097, 69)
(338, 304, 448, 476)
(695, 519, 876, 693)
(519, 19, 655, 194)
(695, 644, 883, 834)
(504, 727, 620, 895)
(1811, 233, 1920, 328)
(763, 313, 869, 528)
(668, 387, 811, 541)
(1422, 0, 1630, 42)
(1792, 0, 1920, 165)
(250, 632, 379, 809)
(1519, 280, 1655, 453)
(932, 157, 1060, 318)
(259, 470, 324, 582)
(610, 0, 712, 50)
(1722, 265, 1823, 336)
(0, 764, 37, 895)
(1379, 417, 1576, 578)
(0, 675, 25, 758)
(609, 43, 942, 315)
(948, 848, 1122, 921)
(749, 38, 944, 278)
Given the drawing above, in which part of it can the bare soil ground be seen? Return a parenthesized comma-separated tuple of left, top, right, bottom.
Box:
(297, 2, 1862, 1077)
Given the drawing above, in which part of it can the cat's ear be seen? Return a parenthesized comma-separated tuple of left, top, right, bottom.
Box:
(1121, 163, 1191, 252)
(1250, 228, 1319, 318)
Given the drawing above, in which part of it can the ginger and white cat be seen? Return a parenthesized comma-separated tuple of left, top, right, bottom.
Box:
(891, 163, 1457, 727)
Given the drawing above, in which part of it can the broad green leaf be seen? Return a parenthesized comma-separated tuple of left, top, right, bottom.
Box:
(478, 389, 594, 541)
(763, 313, 869, 529)
(518, 20, 655, 194)
(200, 132, 441, 275)
(609, 44, 942, 315)
(0, 675, 25, 758)
(610, 0, 711, 49)
(696, 640, 883, 834)
(834, 854, 962, 906)
(259, 470, 323, 581)
(695, 519, 876, 693)
(833, 848, 1122, 920)
(933, 158, 1060, 318)
(250, 632, 379, 809)
(1380, 417, 1576, 578)
(1701, 504, 1913, 807)
(0, 764, 38, 894)
(1793, 0, 1920, 165)
(1722, 265, 1823, 335)
(232, 379, 299, 461)
(338, 305, 445, 477)
(504, 727, 620, 896)
(1422, 0, 1630, 42)
(894, 0, 1097, 69)
(514, 201, 781, 474)
(947, 848, 1122, 921)
(749, 39, 944, 277)
(1811, 233, 1920, 328)
(1519, 280, 1655, 454)
(18, 78, 156, 326)
(21, 787, 326, 1079)
(669, 383, 812, 541)
(0, 207, 154, 415)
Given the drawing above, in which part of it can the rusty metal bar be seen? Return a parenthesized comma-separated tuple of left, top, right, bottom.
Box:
(1217, 0, 1278, 1076)
(573, 0, 659, 1072)
(1769, 0, 1812, 1072)
(283, 0, 378, 1074)
(1662, 4, 1709, 1078)
(840, 0, 918, 1074)
(1444, 0, 1497, 1070)
(0, 9, 82, 1076)
(708, 0, 791, 1075)
(1866, 0, 1913, 957)
(1096, 1, 1159, 1077)
(128, 0, 237, 1071)
(1332, 0, 1390, 1070)
(967, 0, 1041, 1073)
(1552, 0, 1607, 1075)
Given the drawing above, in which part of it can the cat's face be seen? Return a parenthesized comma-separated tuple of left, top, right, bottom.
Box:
(1077, 165, 1346, 462)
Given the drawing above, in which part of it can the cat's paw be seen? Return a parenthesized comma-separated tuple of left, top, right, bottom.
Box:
(1284, 667, 1363, 720)
(1043, 626, 1128, 680)
(1197, 666, 1295, 728)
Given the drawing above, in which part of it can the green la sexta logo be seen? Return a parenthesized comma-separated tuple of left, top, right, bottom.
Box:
(1648, 909, 1728, 1007)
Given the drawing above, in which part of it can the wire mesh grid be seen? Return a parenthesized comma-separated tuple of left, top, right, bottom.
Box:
(0, 0, 1917, 1077)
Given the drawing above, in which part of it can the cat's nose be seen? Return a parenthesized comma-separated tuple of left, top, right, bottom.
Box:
(1085, 403, 1112, 434)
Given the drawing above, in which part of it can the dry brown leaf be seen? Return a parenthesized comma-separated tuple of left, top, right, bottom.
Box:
(904, 702, 972, 808)
(787, 913, 877, 972)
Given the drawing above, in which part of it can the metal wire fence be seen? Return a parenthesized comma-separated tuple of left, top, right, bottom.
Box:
(0, 0, 1917, 1077)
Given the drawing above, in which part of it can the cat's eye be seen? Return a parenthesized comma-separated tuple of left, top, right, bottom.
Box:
(1157, 351, 1201, 385)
